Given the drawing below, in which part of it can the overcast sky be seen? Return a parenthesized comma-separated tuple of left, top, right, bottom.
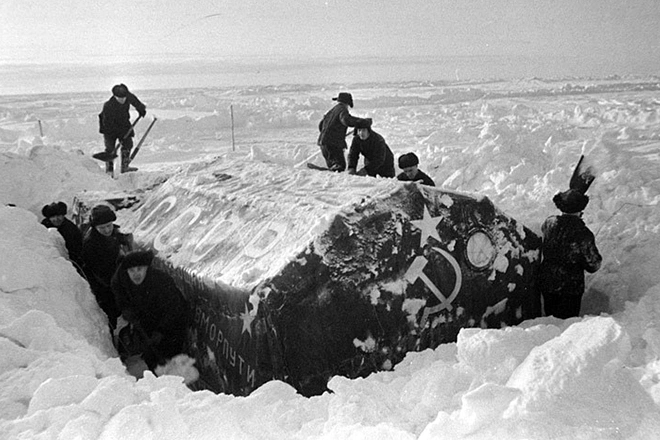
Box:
(1, 0, 660, 71)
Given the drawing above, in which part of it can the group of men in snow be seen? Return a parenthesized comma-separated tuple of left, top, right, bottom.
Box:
(36, 87, 601, 377)
(316, 91, 601, 319)
(317, 92, 436, 186)
(40, 201, 189, 372)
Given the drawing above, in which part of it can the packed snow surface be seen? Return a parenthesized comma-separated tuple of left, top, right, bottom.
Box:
(1, 77, 660, 439)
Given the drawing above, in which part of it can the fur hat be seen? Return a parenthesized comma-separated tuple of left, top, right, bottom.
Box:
(42, 201, 67, 218)
(355, 118, 373, 129)
(553, 189, 589, 214)
(332, 92, 353, 108)
(398, 153, 419, 169)
(112, 84, 128, 98)
(90, 204, 117, 227)
(122, 250, 154, 269)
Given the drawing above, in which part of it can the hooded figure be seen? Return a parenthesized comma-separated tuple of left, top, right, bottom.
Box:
(98, 83, 147, 174)
(41, 201, 83, 268)
(347, 118, 395, 178)
(81, 204, 133, 328)
(111, 249, 189, 370)
(538, 189, 602, 318)
(317, 92, 362, 171)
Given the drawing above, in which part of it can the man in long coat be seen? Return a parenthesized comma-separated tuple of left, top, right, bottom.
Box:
(99, 83, 146, 174)
(539, 189, 602, 318)
(317, 92, 361, 171)
(81, 204, 132, 328)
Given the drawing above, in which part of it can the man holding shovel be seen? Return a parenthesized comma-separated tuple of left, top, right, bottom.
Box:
(98, 84, 146, 174)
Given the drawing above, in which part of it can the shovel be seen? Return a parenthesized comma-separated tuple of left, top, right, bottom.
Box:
(128, 117, 157, 164)
(92, 116, 142, 162)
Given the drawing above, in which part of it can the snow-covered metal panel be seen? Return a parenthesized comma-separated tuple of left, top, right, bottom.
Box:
(115, 160, 541, 396)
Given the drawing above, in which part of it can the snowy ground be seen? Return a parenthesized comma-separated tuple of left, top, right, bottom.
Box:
(1, 76, 660, 439)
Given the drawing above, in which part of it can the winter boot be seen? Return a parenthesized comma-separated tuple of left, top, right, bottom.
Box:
(121, 149, 138, 173)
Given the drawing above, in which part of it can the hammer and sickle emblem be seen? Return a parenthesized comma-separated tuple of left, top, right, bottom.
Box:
(404, 247, 463, 326)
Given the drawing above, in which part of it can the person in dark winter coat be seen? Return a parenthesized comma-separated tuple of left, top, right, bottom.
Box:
(81, 204, 133, 329)
(396, 153, 435, 186)
(99, 83, 146, 175)
(41, 201, 83, 270)
(111, 250, 189, 370)
(317, 92, 362, 172)
(347, 118, 395, 178)
(539, 189, 602, 319)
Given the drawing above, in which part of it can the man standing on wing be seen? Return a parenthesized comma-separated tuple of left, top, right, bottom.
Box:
(317, 92, 361, 172)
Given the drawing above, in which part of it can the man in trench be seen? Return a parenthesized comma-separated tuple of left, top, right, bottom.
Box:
(538, 189, 602, 318)
(111, 249, 189, 370)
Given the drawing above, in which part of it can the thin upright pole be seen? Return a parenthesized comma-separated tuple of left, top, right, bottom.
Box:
(38, 120, 43, 136)
(230, 105, 235, 151)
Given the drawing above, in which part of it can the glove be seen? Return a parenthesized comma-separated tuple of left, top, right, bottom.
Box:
(113, 315, 130, 342)
(116, 315, 129, 333)
(138, 109, 146, 118)
(118, 232, 134, 251)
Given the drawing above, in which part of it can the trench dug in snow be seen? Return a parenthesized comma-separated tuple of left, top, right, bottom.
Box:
(85, 158, 542, 396)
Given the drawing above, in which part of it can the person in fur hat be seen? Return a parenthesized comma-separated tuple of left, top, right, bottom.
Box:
(346, 118, 395, 178)
(81, 204, 133, 329)
(41, 201, 83, 269)
(99, 83, 146, 175)
(111, 249, 189, 370)
(538, 189, 602, 318)
(396, 152, 435, 186)
(317, 92, 362, 172)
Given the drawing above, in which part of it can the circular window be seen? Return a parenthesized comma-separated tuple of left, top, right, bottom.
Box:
(465, 230, 496, 270)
